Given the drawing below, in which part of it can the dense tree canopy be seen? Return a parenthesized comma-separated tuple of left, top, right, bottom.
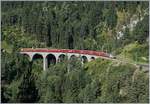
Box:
(2, 1, 148, 51)
(1, 1, 149, 103)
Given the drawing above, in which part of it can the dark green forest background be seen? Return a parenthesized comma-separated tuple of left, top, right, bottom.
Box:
(1, 1, 149, 103)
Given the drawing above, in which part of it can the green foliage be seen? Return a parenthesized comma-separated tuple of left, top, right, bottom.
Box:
(2, 26, 46, 50)
(1, 1, 149, 103)
(1, 52, 29, 83)
(5, 79, 21, 103)
(103, 6, 118, 29)
(83, 59, 148, 103)
(1, 53, 32, 103)
(128, 71, 149, 103)
(132, 15, 149, 44)
(17, 66, 39, 103)
(83, 37, 97, 50)
(119, 42, 148, 63)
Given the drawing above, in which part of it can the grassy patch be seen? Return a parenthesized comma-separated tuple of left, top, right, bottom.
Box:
(117, 42, 148, 64)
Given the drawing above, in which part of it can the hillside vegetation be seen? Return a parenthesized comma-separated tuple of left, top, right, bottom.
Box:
(1, 1, 149, 103)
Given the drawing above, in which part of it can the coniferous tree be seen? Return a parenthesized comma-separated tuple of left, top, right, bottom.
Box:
(17, 62, 39, 103)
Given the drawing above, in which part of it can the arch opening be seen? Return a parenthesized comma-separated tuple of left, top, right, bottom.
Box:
(32, 54, 43, 71)
(91, 57, 95, 60)
(82, 56, 88, 63)
(46, 54, 56, 67)
(70, 55, 77, 61)
(58, 54, 67, 62)
(22, 53, 31, 61)
(32, 54, 43, 60)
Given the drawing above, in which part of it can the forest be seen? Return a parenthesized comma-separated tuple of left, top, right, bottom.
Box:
(1, 1, 149, 103)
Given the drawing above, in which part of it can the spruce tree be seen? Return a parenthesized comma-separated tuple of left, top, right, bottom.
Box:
(17, 62, 39, 103)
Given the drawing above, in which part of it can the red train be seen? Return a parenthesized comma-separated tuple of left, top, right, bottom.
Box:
(20, 48, 115, 58)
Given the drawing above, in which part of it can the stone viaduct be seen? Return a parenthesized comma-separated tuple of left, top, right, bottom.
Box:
(20, 48, 111, 71)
